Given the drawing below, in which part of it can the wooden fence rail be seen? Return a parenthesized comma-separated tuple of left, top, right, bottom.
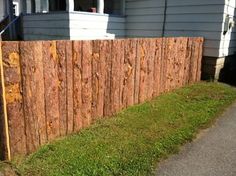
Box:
(0, 37, 203, 160)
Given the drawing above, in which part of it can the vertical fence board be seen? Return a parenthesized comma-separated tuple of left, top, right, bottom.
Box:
(56, 41, 67, 136)
(111, 40, 122, 113)
(65, 41, 74, 134)
(91, 41, 106, 119)
(42, 41, 60, 140)
(73, 41, 82, 131)
(124, 39, 136, 107)
(177, 38, 188, 87)
(102, 41, 112, 116)
(81, 41, 92, 127)
(190, 38, 199, 83)
(153, 38, 162, 97)
(185, 38, 192, 85)
(138, 39, 148, 103)
(134, 40, 140, 104)
(166, 38, 174, 91)
(92, 40, 106, 119)
(147, 39, 156, 99)
(119, 40, 125, 110)
(92, 40, 99, 119)
(20, 42, 47, 153)
(97, 41, 106, 118)
(160, 38, 167, 93)
(197, 38, 204, 81)
(1, 42, 27, 156)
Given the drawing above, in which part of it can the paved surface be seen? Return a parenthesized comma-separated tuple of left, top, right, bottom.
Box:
(156, 102, 236, 176)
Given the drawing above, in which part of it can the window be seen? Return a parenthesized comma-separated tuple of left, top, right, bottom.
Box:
(74, 0, 123, 15)
(49, 0, 66, 11)
(47, 0, 124, 15)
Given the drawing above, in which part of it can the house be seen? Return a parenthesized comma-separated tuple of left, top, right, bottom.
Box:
(0, 0, 235, 80)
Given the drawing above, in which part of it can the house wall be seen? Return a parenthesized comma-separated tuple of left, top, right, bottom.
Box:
(219, 0, 236, 57)
(22, 12, 125, 40)
(125, 0, 228, 58)
(21, 0, 235, 58)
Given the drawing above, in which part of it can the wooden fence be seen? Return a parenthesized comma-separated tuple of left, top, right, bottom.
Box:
(0, 37, 203, 160)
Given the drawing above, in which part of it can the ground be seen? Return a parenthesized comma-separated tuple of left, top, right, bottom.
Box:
(1, 82, 236, 176)
(0, 162, 19, 176)
(157, 102, 236, 176)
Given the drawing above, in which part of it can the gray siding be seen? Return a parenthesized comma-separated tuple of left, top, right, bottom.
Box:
(125, 0, 227, 57)
(22, 13, 70, 40)
(126, 0, 164, 37)
(22, 12, 125, 40)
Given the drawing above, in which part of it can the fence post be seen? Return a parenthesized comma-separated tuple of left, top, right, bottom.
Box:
(0, 42, 11, 161)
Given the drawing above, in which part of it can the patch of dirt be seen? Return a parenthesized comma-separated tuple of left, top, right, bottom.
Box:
(0, 162, 20, 176)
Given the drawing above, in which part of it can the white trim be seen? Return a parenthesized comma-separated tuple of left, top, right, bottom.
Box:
(97, 0, 104, 14)
(66, 0, 74, 12)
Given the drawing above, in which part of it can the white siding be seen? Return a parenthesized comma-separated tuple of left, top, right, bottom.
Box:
(22, 12, 125, 40)
(219, 0, 236, 57)
(69, 12, 125, 40)
(125, 0, 227, 57)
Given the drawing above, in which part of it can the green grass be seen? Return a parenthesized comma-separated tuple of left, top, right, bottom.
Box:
(15, 82, 236, 176)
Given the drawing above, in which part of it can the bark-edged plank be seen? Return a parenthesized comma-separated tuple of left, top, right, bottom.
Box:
(42, 41, 60, 141)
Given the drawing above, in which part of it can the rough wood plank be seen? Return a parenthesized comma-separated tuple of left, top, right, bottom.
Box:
(146, 39, 155, 99)
(166, 38, 175, 91)
(1, 42, 27, 157)
(20, 41, 46, 153)
(91, 40, 100, 119)
(153, 38, 162, 97)
(101, 40, 112, 116)
(187, 38, 194, 84)
(119, 40, 125, 110)
(42, 41, 60, 141)
(197, 38, 204, 81)
(184, 38, 191, 85)
(66, 41, 74, 134)
(81, 41, 92, 127)
(176, 38, 188, 87)
(111, 40, 121, 113)
(91, 40, 105, 119)
(56, 41, 67, 136)
(161, 38, 167, 92)
(123, 39, 136, 107)
(73, 41, 83, 131)
(96, 41, 106, 118)
(134, 39, 141, 104)
(138, 39, 148, 103)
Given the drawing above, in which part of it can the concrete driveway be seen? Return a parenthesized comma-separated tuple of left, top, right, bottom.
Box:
(156, 102, 236, 176)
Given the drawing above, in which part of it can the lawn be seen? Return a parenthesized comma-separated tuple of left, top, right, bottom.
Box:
(13, 82, 236, 176)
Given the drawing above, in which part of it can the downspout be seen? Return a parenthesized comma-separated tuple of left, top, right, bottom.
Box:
(161, 0, 168, 37)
